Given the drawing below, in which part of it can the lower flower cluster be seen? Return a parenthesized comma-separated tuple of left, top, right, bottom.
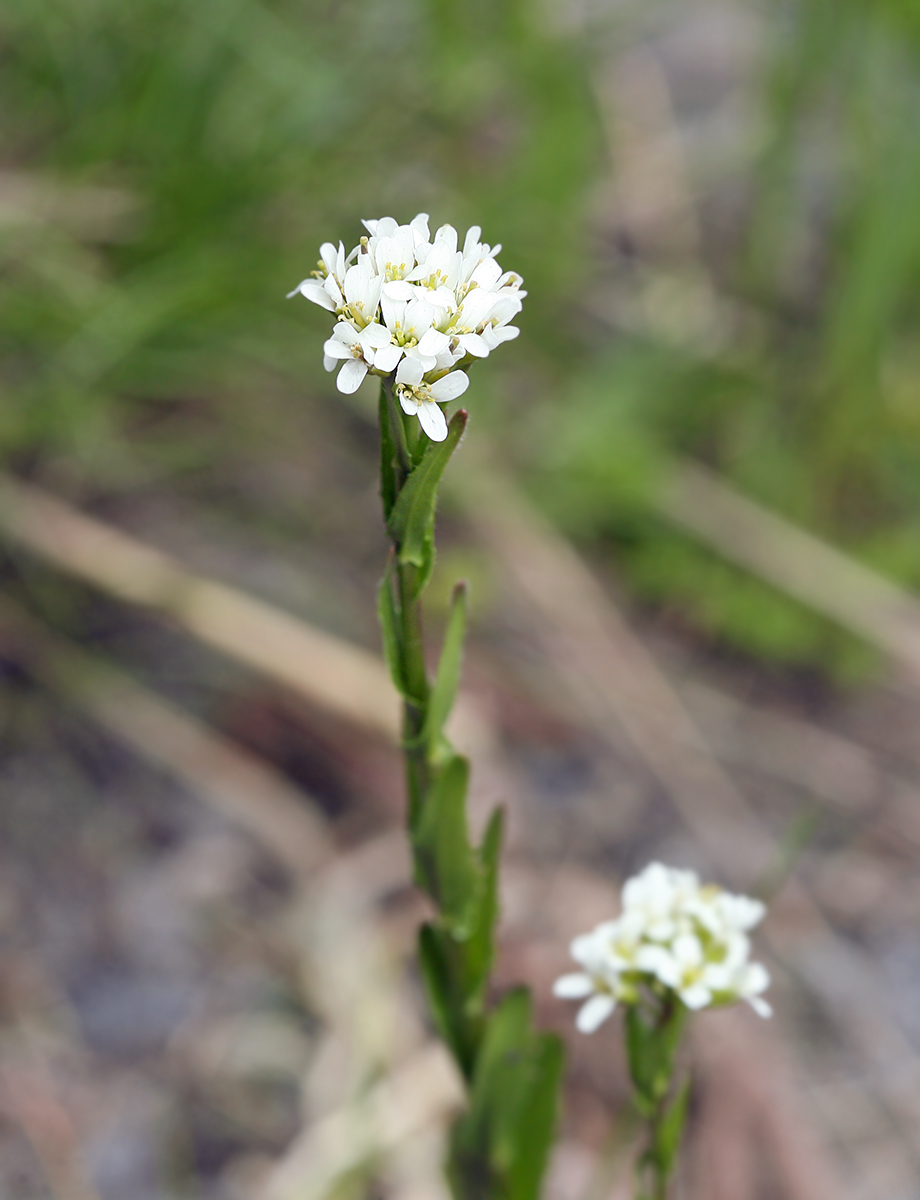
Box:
(289, 213, 524, 441)
(554, 862, 771, 1033)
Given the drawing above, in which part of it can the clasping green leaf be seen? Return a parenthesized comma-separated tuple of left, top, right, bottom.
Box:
(386, 408, 467, 576)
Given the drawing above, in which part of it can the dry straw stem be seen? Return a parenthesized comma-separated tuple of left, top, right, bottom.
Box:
(0, 170, 144, 242)
(0, 472, 400, 741)
(658, 460, 920, 681)
(0, 595, 333, 880)
(260, 1042, 461, 1200)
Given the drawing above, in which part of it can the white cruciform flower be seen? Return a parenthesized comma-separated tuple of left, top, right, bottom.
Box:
(290, 214, 524, 434)
(394, 358, 468, 442)
(379, 295, 446, 373)
(554, 861, 771, 1032)
(323, 322, 392, 394)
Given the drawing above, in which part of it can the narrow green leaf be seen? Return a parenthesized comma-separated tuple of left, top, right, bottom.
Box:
(451, 988, 534, 1187)
(450, 991, 564, 1200)
(418, 922, 477, 1077)
(377, 558, 408, 697)
(464, 807, 504, 1003)
(653, 1075, 691, 1178)
(386, 408, 467, 568)
(414, 754, 479, 931)
(378, 384, 398, 521)
(423, 581, 467, 760)
(625, 1004, 657, 1105)
(651, 1001, 687, 1100)
(411, 526, 436, 602)
(507, 1032, 565, 1200)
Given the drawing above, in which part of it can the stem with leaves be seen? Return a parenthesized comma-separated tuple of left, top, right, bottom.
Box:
(376, 380, 563, 1200)
(624, 999, 691, 1200)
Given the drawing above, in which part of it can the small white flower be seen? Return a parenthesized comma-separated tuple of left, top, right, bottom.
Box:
(394, 358, 468, 443)
(323, 322, 392, 394)
(554, 862, 771, 1032)
(289, 213, 523, 437)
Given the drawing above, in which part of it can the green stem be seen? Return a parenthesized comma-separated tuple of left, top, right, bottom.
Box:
(380, 379, 431, 812)
(627, 999, 689, 1200)
(396, 556, 431, 811)
(376, 378, 563, 1200)
(643, 1096, 672, 1200)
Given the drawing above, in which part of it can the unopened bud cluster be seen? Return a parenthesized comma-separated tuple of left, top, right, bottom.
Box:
(555, 862, 771, 1033)
(289, 214, 524, 442)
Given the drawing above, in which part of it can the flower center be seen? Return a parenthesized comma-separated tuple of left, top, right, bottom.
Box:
(397, 381, 435, 406)
(390, 321, 418, 349)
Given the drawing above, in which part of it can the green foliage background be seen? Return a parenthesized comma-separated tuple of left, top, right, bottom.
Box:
(4, 0, 920, 677)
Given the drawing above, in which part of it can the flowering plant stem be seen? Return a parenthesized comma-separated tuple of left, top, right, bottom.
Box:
(625, 999, 691, 1200)
(377, 380, 564, 1200)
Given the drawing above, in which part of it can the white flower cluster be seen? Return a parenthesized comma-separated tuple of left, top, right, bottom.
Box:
(288, 213, 525, 442)
(554, 863, 771, 1034)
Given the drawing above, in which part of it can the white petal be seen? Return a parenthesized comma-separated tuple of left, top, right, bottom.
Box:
(380, 293, 405, 332)
(417, 328, 450, 356)
(429, 370, 469, 403)
(433, 223, 458, 255)
(576, 994, 616, 1034)
(742, 962, 771, 995)
(458, 288, 496, 329)
(323, 339, 354, 360)
(488, 324, 519, 344)
(291, 279, 336, 311)
(373, 343, 403, 373)
(462, 225, 482, 256)
(747, 995, 773, 1018)
(428, 285, 457, 311)
(470, 257, 503, 290)
(360, 323, 392, 350)
(404, 298, 436, 335)
(457, 332, 489, 357)
(553, 973, 594, 999)
(384, 280, 417, 301)
(319, 242, 338, 275)
(404, 348, 437, 373)
(336, 358, 368, 394)
(672, 934, 703, 967)
(416, 401, 448, 442)
(490, 294, 523, 323)
(344, 263, 374, 307)
(398, 390, 419, 416)
(323, 354, 336, 372)
(410, 212, 430, 242)
(679, 984, 712, 1010)
(396, 357, 423, 386)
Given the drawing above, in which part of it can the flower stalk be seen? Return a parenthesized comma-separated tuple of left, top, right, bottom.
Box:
(377, 375, 563, 1200)
(625, 998, 690, 1200)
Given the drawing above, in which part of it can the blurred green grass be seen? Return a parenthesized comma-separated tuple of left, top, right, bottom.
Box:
(3, 0, 920, 678)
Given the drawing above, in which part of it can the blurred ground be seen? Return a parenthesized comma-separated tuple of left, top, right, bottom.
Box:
(3, 0, 920, 1196)
(2, 437, 920, 1200)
